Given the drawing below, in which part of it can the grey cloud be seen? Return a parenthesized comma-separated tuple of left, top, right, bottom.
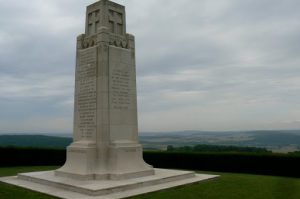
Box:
(0, 0, 300, 132)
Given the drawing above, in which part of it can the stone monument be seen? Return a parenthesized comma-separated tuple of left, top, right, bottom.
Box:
(0, 1, 218, 198)
(55, 0, 154, 180)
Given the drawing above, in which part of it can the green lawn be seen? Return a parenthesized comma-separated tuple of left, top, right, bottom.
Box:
(0, 166, 59, 199)
(0, 166, 300, 199)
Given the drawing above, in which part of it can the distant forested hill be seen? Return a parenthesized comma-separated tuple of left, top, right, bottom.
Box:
(166, 144, 271, 153)
(0, 135, 72, 148)
(140, 130, 300, 152)
(1, 130, 300, 153)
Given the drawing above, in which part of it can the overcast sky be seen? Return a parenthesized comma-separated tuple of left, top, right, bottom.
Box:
(0, 0, 300, 134)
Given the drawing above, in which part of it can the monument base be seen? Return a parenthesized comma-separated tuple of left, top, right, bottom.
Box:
(0, 169, 219, 199)
(55, 141, 98, 180)
(55, 141, 155, 180)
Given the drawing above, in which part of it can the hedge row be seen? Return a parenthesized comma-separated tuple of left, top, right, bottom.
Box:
(144, 151, 300, 177)
(0, 147, 65, 166)
(1, 147, 300, 177)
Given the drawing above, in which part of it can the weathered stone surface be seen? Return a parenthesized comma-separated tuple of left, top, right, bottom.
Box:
(55, 0, 153, 180)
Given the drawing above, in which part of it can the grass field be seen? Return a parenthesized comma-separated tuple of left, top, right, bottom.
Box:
(0, 166, 300, 199)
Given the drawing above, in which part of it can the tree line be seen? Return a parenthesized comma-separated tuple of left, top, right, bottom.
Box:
(166, 144, 270, 153)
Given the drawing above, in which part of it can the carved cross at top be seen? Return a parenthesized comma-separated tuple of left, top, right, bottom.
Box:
(109, 10, 123, 35)
(88, 10, 100, 35)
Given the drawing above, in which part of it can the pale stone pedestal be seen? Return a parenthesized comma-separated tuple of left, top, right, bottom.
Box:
(0, 169, 219, 199)
(55, 141, 154, 181)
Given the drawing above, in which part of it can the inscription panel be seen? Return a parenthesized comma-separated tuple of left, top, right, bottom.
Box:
(111, 69, 131, 110)
(109, 46, 134, 110)
(109, 46, 137, 142)
(74, 47, 97, 140)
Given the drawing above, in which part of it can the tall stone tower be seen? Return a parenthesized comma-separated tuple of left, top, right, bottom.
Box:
(56, 0, 154, 180)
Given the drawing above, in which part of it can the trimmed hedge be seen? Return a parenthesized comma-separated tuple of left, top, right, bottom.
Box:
(0, 147, 65, 166)
(144, 151, 300, 177)
(1, 147, 300, 177)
